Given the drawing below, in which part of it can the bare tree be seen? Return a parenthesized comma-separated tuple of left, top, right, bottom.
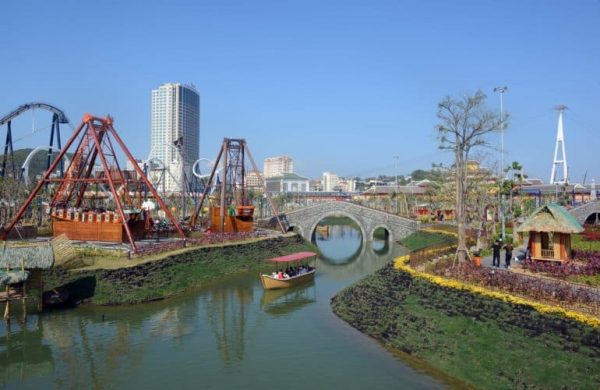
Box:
(436, 91, 504, 263)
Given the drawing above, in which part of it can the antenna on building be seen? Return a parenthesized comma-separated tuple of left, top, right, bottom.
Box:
(549, 105, 569, 185)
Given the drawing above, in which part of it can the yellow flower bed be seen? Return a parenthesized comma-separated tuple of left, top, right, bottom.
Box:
(420, 227, 458, 237)
(393, 255, 600, 328)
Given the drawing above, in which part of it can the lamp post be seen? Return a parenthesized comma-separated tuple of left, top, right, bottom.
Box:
(494, 86, 508, 240)
(393, 155, 399, 214)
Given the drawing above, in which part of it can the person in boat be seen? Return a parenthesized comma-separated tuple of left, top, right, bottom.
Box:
(277, 270, 284, 279)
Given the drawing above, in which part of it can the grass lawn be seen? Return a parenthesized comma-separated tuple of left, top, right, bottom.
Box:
(572, 233, 600, 252)
(399, 230, 456, 251)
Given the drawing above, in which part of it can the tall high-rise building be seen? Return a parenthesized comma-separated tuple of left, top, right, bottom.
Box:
(150, 83, 200, 192)
(263, 156, 293, 178)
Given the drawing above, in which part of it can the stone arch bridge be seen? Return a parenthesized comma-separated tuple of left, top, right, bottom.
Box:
(569, 200, 600, 225)
(284, 201, 419, 243)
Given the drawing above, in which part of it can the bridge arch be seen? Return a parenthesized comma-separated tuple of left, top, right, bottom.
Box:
(569, 200, 600, 225)
(307, 211, 367, 244)
(370, 223, 393, 243)
(285, 201, 419, 244)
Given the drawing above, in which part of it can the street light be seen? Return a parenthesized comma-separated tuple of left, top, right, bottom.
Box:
(494, 86, 508, 240)
(394, 155, 399, 214)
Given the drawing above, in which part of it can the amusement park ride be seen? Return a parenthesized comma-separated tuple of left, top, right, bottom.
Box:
(0, 102, 69, 181)
(0, 104, 285, 254)
(1, 114, 184, 252)
(190, 138, 285, 233)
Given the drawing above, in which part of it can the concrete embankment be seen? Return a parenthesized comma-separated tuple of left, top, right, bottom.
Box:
(331, 262, 600, 389)
(45, 234, 314, 305)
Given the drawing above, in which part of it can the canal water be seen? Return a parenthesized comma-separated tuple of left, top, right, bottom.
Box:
(1, 221, 445, 389)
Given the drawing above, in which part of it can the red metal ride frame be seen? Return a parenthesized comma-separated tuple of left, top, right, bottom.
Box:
(1, 114, 185, 253)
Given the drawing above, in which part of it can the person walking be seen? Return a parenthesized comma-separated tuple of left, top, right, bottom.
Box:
(492, 239, 502, 267)
(504, 241, 514, 269)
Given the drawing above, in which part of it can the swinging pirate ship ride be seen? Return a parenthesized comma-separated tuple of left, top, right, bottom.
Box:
(190, 138, 286, 234)
(1, 114, 184, 253)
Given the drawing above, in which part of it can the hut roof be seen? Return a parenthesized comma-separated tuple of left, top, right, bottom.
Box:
(0, 244, 54, 269)
(516, 203, 584, 234)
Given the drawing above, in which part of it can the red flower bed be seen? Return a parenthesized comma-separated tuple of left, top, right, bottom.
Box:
(436, 263, 600, 309)
(582, 229, 600, 241)
(521, 251, 600, 278)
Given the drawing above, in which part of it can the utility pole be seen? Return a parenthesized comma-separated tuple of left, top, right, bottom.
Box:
(494, 86, 507, 241)
(394, 155, 399, 214)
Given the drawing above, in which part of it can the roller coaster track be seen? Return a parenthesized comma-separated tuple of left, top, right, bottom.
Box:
(0, 102, 70, 178)
(0, 102, 69, 126)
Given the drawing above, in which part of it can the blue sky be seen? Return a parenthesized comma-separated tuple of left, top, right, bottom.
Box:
(1, 0, 599, 182)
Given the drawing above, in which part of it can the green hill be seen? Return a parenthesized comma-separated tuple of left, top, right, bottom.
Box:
(0, 148, 71, 180)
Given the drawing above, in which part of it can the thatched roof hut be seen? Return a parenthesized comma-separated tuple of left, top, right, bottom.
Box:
(0, 244, 54, 270)
(517, 204, 583, 262)
(1, 243, 54, 318)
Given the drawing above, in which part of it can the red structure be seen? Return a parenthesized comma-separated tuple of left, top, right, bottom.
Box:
(1, 114, 185, 252)
(190, 138, 286, 233)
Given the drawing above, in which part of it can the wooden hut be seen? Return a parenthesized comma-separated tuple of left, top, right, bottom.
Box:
(516, 203, 583, 262)
(0, 243, 54, 319)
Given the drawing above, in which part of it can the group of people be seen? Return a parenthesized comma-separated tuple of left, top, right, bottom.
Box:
(271, 264, 313, 279)
(492, 239, 514, 268)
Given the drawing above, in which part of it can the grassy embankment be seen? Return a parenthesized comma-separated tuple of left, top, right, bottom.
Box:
(399, 230, 457, 251)
(332, 230, 600, 389)
(332, 263, 600, 389)
(45, 234, 315, 305)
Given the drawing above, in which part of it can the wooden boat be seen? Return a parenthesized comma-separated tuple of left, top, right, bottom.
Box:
(260, 251, 317, 290)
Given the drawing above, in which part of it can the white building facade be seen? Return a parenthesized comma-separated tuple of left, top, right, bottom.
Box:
(265, 173, 309, 193)
(322, 172, 339, 192)
(263, 156, 293, 178)
(150, 83, 200, 192)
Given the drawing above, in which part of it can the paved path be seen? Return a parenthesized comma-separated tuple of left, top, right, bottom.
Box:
(481, 246, 527, 269)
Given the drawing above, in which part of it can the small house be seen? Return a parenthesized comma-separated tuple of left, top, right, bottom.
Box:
(516, 203, 583, 262)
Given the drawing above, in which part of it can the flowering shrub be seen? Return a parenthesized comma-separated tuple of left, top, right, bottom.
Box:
(394, 255, 600, 326)
(439, 263, 599, 310)
(521, 253, 600, 278)
(582, 229, 600, 241)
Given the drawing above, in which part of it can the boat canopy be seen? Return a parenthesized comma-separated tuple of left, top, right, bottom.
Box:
(267, 251, 317, 263)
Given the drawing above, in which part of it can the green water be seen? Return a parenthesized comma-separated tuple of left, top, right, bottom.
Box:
(1, 223, 445, 389)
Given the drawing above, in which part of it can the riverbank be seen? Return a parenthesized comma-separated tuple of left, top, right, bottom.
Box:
(45, 234, 315, 305)
(398, 229, 456, 251)
(331, 262, 600, 389)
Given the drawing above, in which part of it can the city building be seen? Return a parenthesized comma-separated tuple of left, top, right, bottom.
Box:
(265, 173, 309, 193)
(322, 172, 339, 192)
(338, 178, 356, 192)
(150, 83, 200, 192)
(245, 170, 263, 190)
(309, 179, 323, 192)
(263, 156, 293, 178)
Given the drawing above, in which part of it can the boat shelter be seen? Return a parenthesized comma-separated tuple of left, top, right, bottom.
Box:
(517, 203, 583, 262)
(0, 243, 54, 319)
